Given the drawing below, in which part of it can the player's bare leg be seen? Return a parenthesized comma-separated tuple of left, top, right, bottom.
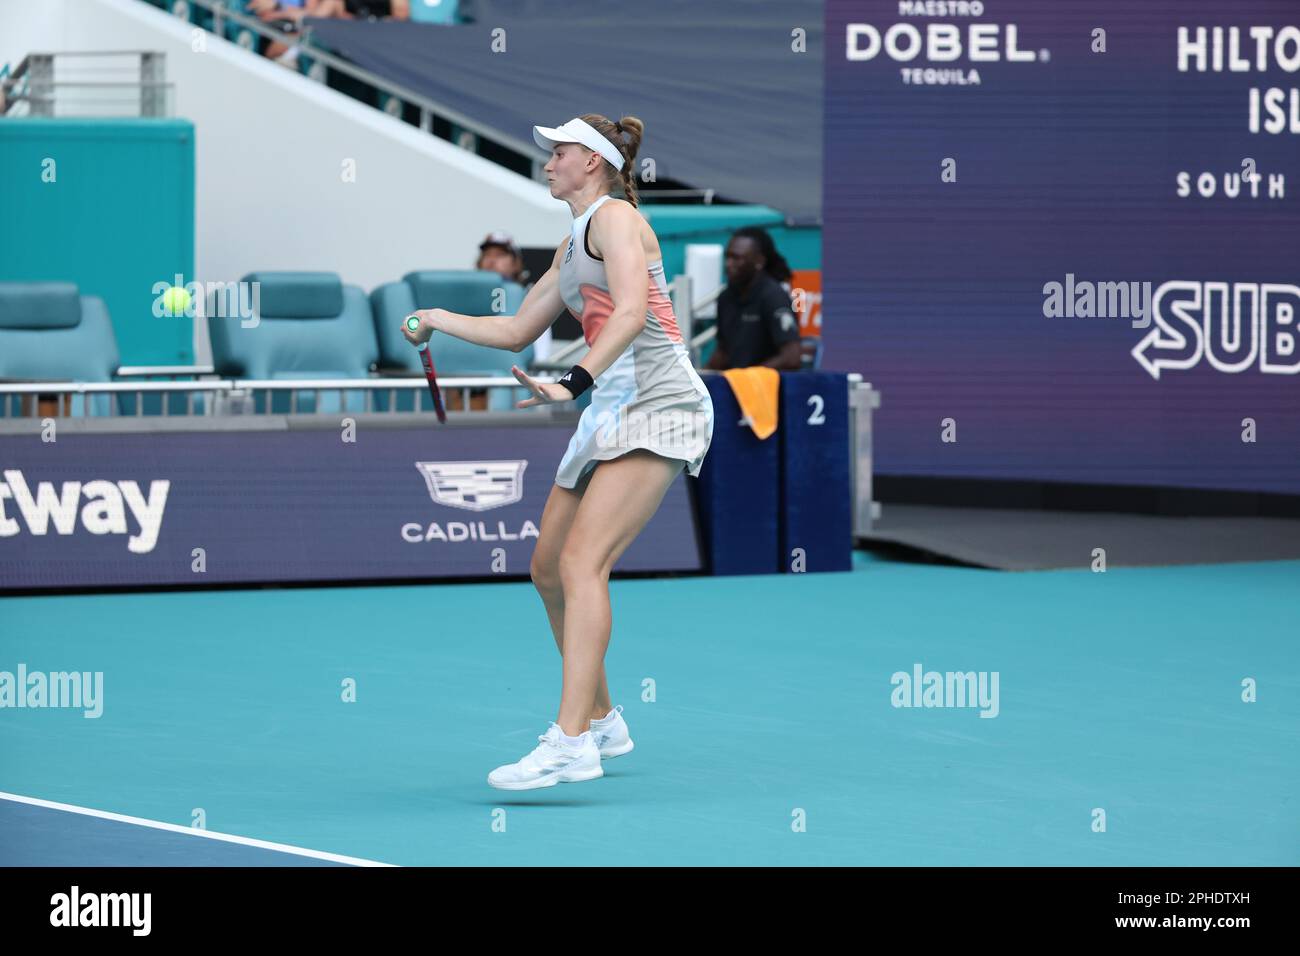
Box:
(553, 450, 684, 736)
(530, 466, 612, 720)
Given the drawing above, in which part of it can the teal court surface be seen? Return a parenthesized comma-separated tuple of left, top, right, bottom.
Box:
(1, 550, 1296, 866)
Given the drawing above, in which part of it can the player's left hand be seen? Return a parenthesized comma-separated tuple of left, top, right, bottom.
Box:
(512, 365, 572, 407)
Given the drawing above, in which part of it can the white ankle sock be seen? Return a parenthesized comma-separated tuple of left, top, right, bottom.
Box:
(560, 730, 587, 748)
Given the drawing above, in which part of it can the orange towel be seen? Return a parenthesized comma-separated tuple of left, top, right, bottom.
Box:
(722, 366, 781, 440)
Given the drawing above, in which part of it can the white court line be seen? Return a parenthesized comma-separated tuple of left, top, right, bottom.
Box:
(0, 791, 396, 867)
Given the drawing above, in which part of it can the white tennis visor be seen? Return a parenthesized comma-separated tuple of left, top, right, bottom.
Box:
(533, 117, 625, 170)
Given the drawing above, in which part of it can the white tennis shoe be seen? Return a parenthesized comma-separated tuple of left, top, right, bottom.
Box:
(487, 722, 603, 790)
(589, 704, 635, 759)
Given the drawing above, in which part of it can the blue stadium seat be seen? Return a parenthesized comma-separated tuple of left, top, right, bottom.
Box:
(220, 1, 260, 51)
(167, 0, 216, 33)
(369, 270, 531, 412)
(208, 272, 378, 414)
(0, 283, 119, 417)
(409, 0, 461, 25)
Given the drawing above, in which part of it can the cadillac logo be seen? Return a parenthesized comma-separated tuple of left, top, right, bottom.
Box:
(414, 460, 528, 511)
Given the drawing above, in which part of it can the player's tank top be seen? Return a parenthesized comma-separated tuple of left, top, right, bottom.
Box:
(557, 194, 707, 402)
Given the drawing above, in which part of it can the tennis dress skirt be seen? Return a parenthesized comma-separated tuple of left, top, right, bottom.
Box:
(553, 194, 714, 489)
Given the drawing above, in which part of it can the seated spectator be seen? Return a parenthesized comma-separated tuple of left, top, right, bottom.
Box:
(475, 231, 551, 361)
(342, 1, 411, 20)
(250, 0, 410, 21)
(251, 1, 410, 66)
(706, 226, 802, 371)
(475, 231, 528, 285)
(249, 0, 312, 65)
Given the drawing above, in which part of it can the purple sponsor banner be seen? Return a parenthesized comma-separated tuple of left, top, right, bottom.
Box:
(825, 1, 1300, 493)
(0, 424, 702, 590)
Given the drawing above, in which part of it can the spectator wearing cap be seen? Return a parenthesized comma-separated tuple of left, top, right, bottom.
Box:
(705, 226, 802, 371)
(475, 231, 528, 285)
(474, 231, 550, 361)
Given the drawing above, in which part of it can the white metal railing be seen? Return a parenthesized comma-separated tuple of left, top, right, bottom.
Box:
(0, 51, 172, 117)
(847, 373, 882, 536)
(0, 375, 556, 418)
(116, 364, 216, 378)
(682, 278, 725, 361)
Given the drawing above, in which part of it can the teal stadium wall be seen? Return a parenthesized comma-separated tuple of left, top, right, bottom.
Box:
(0, 118, 196, 365)
(641, 205, 821, 278)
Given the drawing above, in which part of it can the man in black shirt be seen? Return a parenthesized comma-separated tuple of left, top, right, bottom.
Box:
(706, 229, 803, 370)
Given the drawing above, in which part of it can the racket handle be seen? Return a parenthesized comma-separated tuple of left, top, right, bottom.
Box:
(405, 313, 428, 348)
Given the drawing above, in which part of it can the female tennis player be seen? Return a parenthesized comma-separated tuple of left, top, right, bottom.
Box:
(402, 114, 714, 789)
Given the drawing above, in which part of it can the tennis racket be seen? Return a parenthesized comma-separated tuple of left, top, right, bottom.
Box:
(406, 314, 447, 424)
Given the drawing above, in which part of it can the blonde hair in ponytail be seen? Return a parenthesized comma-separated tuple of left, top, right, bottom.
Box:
(580, 113, 643, 208)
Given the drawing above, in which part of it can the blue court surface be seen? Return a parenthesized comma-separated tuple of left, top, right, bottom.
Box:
(2, 550, 1296, 866)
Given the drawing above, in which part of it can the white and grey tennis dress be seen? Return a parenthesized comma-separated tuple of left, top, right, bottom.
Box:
(553, 194, 714, 489)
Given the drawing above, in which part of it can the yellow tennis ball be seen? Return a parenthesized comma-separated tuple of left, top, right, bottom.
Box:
(163, 286, 191, 316)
